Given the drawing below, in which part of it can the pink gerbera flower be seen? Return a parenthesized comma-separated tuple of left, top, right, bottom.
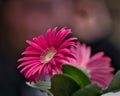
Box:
(66, 42, 114, 88)
(17, 27, 77, 82)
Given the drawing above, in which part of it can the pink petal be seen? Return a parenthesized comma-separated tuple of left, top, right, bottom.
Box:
(89, 52, 104, 62)
(20, 63, 36, 73)
(58, 37, 77, 49)
(50, 27, 57, 46)
(22, 51, 41, 55)
(33, 37, 46, 50)
(18, 57, 39, 62)
(26, 40, 44, 51)
(55, 28, 71, 47)
(38, 35, 48, 49)
(46, 28, 52, 47)
(17, 60, 39, 68)
(24, 63, 40, 78)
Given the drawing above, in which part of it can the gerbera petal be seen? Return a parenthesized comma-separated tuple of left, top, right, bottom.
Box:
(31, 64, 43, 76)
(87, 57, 112, 68)
(54, 57, 64, 63)
(38, 35, 48, 49)
(46, 28, 52, 47)
(17, 60, 39, 68)
(26, 40, 44, 51)
(50, 59, 56, 66)
(55, 28, 71, 47)
(58, 37, 77, 50)
(58, 48, 74, 55)
(90, 52, 104, 62)
(91, 77, 108, 88)
(22, 51, 41, 55)
(41, 65, 47, 80)
(32, 73, 40, 82)
(53, 63, 62, 73)
(33, 37, 46, 50)
(55, 53, 64, 58)
(91, 73, 114, 87)
(51, 27, 57, 46)
(20, 63, 36, 73)
(78, 43, 91, 64)
(24, 63, 40, 78)
(18, 57, 39, 62)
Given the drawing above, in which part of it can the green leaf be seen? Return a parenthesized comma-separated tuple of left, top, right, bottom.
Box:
(72, 84, 102, 96)
(102, 70, 120, 94)
(62, 64, 91, 87)
(50, 74, 80, 96)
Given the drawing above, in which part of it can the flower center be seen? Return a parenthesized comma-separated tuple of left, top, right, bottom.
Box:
(40, 48, 57, 63)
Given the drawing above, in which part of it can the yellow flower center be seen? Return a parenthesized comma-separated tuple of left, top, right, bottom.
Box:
(40, 48, 57, 63)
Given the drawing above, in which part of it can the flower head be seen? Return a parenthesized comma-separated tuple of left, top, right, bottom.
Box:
(66, 42, 114, 88)
(18, 27, 77, 82)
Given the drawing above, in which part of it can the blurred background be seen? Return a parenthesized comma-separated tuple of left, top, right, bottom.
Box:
(0, 0, 120, 96)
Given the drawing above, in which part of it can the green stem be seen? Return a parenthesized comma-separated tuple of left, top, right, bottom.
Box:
(26, 81, 54, 96)
(45, 90, 54, 96)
